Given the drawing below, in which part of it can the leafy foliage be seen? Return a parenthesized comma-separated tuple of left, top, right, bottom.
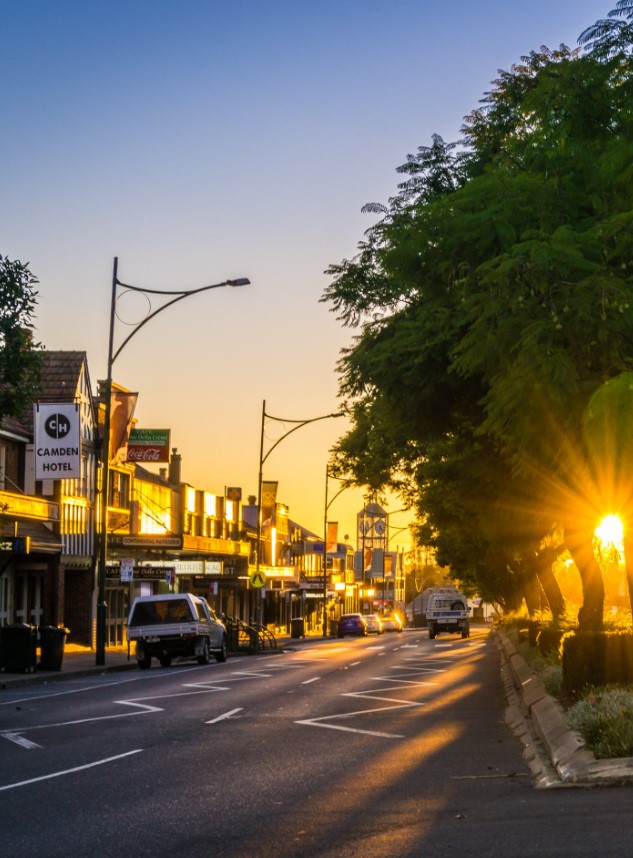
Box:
(322, 13, 633, 621)
(0, 255, 43, 421)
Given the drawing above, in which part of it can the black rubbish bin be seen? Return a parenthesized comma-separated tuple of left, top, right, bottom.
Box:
(224, 619, 240, 652)
(290, 617, 305, 639)
(39, 625, 69, 671)
(0, 624, 38, 673)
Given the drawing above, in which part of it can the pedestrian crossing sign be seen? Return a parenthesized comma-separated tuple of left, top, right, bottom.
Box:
(250, 571, 267, 588)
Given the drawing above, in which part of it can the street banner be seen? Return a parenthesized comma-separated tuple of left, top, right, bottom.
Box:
(364, 546, 373, 572)
(109, 391, 138, 462)
(126, 428, 170, 463)
(261, 480, 278, 520)
(326, 521, 338, 553)
(34, 402, 81, 479)
(261, 481, 278, 508)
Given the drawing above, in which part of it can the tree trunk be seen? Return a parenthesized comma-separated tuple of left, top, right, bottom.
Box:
(523, 568, 541, 617)
(622, 534, 633, 619)
(565, 526, 604, 632)
(535, 545, 566, 626)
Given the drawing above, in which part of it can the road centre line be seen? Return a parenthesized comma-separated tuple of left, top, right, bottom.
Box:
(302, 677, 320, 684)
(0, 749, 143, 792)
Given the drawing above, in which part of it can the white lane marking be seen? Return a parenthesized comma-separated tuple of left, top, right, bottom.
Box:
(206, 708, 243, 724)
(296, 719, 403, 739)
(0, 749, 143, 792)
(350, 661, 362, 667)
(296, 702, 415, 738)
(302, 677, 320, 684)
(1, 732, 42, 749)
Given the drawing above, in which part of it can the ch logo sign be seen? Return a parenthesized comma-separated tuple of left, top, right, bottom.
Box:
(44, 413, 72, 439)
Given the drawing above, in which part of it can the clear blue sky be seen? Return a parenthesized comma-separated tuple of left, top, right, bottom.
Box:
(1, 0, 612, 540)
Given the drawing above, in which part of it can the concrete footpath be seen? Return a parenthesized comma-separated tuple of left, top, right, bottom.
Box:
(0, 630, 332, 691)
(498, 629, 633, 787)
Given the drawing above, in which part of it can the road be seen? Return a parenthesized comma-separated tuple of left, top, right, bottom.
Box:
(2, 627, 633, 857)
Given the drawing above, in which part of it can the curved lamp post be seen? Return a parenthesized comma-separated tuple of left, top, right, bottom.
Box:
(96, 257, 250, 665)
(323, 467, 349, 636)
(255, 400, 344, 626)
(383, 520, 411, 612)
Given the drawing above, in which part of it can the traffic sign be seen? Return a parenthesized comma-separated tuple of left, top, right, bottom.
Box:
(250, 571, 267, 588)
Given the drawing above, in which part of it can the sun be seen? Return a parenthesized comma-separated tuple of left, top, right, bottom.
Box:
(595, 514, 624, 549)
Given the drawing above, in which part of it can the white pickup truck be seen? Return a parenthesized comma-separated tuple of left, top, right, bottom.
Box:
(127, 593, 227, 669)
(426, 589, 470, 639)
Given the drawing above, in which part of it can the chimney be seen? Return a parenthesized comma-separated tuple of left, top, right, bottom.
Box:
(168, 448, 182, 485)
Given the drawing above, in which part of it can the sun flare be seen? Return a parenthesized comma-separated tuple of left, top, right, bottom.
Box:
(595, 514, 624, 549)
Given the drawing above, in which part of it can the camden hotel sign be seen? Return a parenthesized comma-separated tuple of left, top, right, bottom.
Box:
(34, 403, 81, 479)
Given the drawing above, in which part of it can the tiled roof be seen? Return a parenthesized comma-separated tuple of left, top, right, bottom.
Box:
(0, 414, 30, 438)
(20, 351, 88, 434)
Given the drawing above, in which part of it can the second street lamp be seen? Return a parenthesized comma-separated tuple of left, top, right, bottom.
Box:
(323, 466, 348, 637)
(255, 400, 344, 628)
(96, 257, 250, 666)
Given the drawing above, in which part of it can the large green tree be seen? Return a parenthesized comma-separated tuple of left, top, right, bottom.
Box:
(0, 255, 42, 421)
(323, 19, 633, 630)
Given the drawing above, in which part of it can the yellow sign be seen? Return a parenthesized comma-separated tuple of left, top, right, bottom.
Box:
(250, 571, 267, 588)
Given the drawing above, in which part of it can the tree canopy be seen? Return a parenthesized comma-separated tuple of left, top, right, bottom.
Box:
(323, 9, 633, 628)
(0, 255, 42, 422)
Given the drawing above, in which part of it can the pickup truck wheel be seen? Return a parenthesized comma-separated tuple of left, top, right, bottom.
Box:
(138, 655, 152, 670)
(197, 638, 211, 665)
(461, 628, 470, 639)
(159, 655, 172, 667)
(215, 636, 228, 663)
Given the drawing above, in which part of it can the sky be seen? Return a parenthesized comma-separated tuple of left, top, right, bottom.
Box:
(2, 0, 612, 546)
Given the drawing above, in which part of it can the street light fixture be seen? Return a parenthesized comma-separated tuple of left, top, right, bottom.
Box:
(323, 467, 349, 636)
(255, 400, 344, 627)
(96, 256, 250, 665)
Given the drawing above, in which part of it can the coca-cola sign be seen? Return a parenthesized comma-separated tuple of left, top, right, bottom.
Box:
(127, 447, 163, 461)
(126, 428, 170, 463)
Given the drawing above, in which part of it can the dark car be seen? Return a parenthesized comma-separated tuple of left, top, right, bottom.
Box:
(337, 613, 368, 638)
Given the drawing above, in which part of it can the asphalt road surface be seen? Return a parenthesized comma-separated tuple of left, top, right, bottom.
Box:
(2, 628, 633, 857)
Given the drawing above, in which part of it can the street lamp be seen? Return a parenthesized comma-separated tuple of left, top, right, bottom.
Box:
(255, 400, 344, 627)
(323, 467, 348, 636)
(96, 256, 250, 665)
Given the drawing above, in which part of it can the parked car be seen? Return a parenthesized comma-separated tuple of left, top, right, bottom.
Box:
(363, 614, 384, 635)
(381, 612, 403, 633)
(127, 593, 228, 668)
(338, 613, 368, 638)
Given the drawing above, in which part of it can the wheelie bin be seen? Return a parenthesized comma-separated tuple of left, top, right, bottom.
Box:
(0, 624, 38, 673)
(39, 625, 70, 671)
(290, 617, 305, 639)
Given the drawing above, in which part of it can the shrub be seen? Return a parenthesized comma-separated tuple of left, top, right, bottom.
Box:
(568, 688, 633, 758)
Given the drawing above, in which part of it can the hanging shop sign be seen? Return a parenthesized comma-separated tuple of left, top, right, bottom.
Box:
(34, 402, 81, 479)
(120, 558, 134, 582)
(126, 428, 171, 463)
